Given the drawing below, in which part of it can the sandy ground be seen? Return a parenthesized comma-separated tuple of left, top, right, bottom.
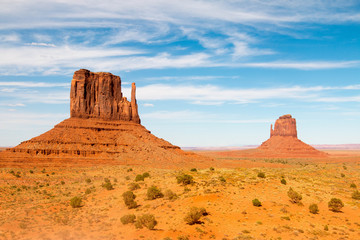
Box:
(1, 150, 360, 240)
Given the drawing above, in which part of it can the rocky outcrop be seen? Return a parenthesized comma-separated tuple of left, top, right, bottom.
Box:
(70, 69, 140, 123)
(257, 114, 327, 157)
(270, 114, 297, 138)
(0, 69, 212, 168)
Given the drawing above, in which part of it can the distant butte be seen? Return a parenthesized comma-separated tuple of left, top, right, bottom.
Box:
(0, 69, 209, 168)
(257, 114, 327, 157)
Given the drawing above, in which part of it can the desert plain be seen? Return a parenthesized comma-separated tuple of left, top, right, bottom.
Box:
(1, 148, 360, 240)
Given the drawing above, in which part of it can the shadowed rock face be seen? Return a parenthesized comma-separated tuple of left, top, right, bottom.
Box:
(270, 114, 297, 138)
(70, 69, 140, 123)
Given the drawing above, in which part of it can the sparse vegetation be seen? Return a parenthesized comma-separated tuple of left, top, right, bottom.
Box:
(135, 214, 157, 230)
(164, 189, 177, 200)
(219, 176, 226, 182)
(352, 190, 360, 200)
(135, 174, 145, 182)
(142, 172, 150, 178)
(281, 178, 287, 185)
(129, 182, 141, 191)
(287, 187, 302, 204)
(122, 191, 137, 209)
(209, 167, 214, 171)
(309, 204, 319, 214)
(70, 196, 82, 208)
(257, 172, 266, 178)
(350, 183, 357, 188)
(252, 198, 262, 207)
(85, 178, 91, 183)
(176, 173, 194, 185)
(328, 198, 344, 212)
(102, 181, 114, 190)
(184, 207, 208, 225)
(120, 214, 136, 225)
(190, 168, 197, 172)
(147, 186, 164, 200)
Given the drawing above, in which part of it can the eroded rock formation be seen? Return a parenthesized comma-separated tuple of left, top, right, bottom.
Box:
(270, 114, 297, 138)
(0, 69, 210, 167)
(257, 114, 327, 157)
(70, 69, 140, 123)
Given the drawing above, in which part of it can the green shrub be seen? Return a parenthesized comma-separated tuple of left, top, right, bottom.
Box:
(135, 174, 145, 182)
(135, 214, 157, 230)
(328, 198, 344, 212)
(219, 176, 226, 182)
(102, 181, 114, 190)
(252, 198, 262, 207)
(281, 179, 287, 185)
(352, 190, 360, 200)
(184, 207, 207, 225)
(209, 167, 215, 171)
(128, 182, 141, 191)
(190, 168, 197, 172)
(61, 181, 65, 185)
(147, 186, 164, 200)
(127, 168, 133, 172)
(324, 225, 329, 231)
(164, 189, 177, 200)
(309, 204, 319, 214)
(287, 187, 302, 204)
(85, 178, 91, 183)
(122, 191, 137, 209)
(85, 188, 92, 194)
(29, 170, 34, 174)
(350, 183, 357, 188)
(257, 172, 265, 178)
(341, 173, 345, 178)
(177, 236, 189, 240)
(70, 196, 82, 208)
(120, 214, 136, 225)
(176, 174, 194, 185)
(142, 172, 150, 178)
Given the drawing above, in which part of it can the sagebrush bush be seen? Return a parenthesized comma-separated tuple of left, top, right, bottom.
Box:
(85, 178, 91, 183)
(147, 186, 164, 200)
(122, 191, 137, 209)
(135, 214, 157, 230)
(281, 179, 287, 185)
(70, 196, 82, 208)
(102, 181, 114, 190)
(252, 198, 262, 207)
(352, 190, 360, 200)
(350, 183, 357, 188)
(184, 207, 207, 225)
(309, 203, 319, 214)
(120, 214, 136, 225)
(257, 172, 265, 178)
(190, 168, 197, 172)
(142, 172, 150, 178)
(328, 198, 344, 212)
(287, 187, 302, 204)
(128, 182, 141, 191)
(209, 167, 215, 171)
(219, 176, 226, 182)
(176, 174, 194, 185)
(135, 174, 145, 182)
(164, 189, 177, 200)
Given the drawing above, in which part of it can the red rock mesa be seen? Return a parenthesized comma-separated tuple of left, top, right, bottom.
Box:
(258, 114, 327, 157)
(0, 69, 208, 168)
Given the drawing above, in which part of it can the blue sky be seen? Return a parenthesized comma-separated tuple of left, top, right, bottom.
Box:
(0, 0, 360, 147)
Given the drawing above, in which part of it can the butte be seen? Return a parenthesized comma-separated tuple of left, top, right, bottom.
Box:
(217, 114, 327, 158)
(0, 69, 209, 168)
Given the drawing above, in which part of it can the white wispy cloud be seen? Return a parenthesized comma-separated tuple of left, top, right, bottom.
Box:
(0, 81, 69, 87)
(240, 61, 360, 70)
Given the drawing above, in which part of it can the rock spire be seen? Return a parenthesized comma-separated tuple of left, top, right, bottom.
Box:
(70, 69, 140, 123)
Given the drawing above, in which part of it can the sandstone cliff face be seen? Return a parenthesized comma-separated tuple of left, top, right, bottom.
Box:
(270, 114, 297, 138)
(70, 69, 140, 123)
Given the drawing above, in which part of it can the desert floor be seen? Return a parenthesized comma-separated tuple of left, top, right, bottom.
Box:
(1, 150, 360, 240)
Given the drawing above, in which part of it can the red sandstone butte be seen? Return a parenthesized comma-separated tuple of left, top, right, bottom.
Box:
(258, 114, 327, 157)
(0, 69, 210, 168)
(70, 69, 140, 123)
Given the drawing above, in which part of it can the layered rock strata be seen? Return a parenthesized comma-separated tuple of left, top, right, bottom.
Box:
(70, 69, 140, 123)
(257, 114, 326, 157)
(0, 69, 209, 167)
